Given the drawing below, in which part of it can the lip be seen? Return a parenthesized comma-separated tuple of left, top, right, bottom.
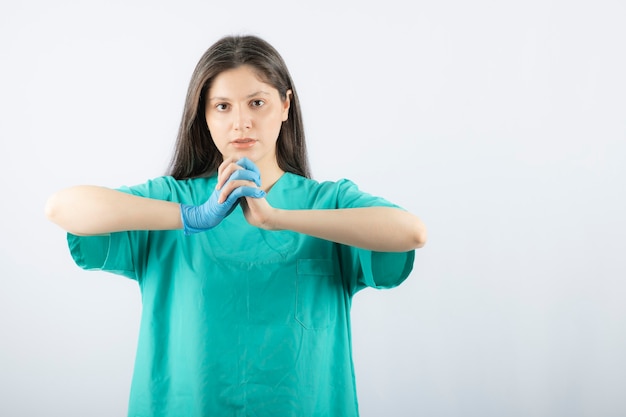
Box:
(231, 138, 258, 149)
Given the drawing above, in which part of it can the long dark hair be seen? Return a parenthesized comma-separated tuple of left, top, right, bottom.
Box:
(167, 35, 310, 179)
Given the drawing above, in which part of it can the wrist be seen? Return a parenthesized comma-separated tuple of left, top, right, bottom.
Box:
(260, 207, 283, 231)
(180, 203, 202, 235)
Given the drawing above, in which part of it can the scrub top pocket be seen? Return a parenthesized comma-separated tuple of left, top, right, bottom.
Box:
(295, 259, 338, 330)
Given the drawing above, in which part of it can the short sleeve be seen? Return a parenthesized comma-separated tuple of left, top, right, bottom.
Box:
(334, 178, 398, 209)
(334, 179, 416, 294)
(66, 177, 175, 281)
(116, 176, 174, 200)
(67, 232, 140, 280)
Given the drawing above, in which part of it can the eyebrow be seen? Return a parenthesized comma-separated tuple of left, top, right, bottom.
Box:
(208, 90, 271, 102)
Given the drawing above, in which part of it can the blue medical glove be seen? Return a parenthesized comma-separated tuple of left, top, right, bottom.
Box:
(180, 159, 266, 234)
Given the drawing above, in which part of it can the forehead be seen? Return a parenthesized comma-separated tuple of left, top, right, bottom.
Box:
(208, 65, 277, 99)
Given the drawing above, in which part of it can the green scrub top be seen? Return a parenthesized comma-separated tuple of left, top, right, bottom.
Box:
(68, 172, 414, 417)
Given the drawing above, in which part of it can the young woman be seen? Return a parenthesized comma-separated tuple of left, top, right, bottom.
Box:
(46, 35, 427, 417)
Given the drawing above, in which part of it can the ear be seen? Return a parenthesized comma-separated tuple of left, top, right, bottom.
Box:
(281, 89, 292, 122)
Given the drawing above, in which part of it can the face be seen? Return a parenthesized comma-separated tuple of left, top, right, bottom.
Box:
(205, 65, 290, 169)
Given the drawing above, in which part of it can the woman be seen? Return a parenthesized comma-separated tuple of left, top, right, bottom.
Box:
(46, 35, 427, 417)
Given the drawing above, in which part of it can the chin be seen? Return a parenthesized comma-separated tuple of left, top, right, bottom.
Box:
(234, 153, 259, 162)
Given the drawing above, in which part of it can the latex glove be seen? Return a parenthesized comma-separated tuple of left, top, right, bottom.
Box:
(180, 159, 265, 234)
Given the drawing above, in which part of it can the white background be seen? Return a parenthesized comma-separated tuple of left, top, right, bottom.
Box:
(1, 1, 625, 416)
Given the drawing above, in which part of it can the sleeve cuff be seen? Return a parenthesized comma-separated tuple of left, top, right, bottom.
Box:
(357, 249, 415, 289)
(67, 232, 137, 280)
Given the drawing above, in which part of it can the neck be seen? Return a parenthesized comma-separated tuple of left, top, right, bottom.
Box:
(256, 159, 285, 192)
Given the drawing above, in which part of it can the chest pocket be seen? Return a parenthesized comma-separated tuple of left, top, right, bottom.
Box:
(295, 259, 338, 330)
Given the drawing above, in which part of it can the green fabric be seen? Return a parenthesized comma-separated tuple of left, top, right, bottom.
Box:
(67, 173, 415, 417)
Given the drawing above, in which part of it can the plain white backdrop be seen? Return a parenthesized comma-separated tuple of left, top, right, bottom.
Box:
(1, 1, 625, 416)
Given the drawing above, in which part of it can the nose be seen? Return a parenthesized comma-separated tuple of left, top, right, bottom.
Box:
(233, 105, 252, 131)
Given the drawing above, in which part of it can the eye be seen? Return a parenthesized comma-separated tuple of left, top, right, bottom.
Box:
(251, 99, 265, 108)
(215, 103, 229, 111)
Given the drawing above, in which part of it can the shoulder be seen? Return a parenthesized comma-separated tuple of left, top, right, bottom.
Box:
(277, 173, 388, 209)
(117, 175, 217, 204)
(279, 172, 352, 194)
(281, 172, 359, 192)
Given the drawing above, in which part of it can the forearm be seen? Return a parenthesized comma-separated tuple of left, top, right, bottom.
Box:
(45, 185, 182, 235)
(269, 207, 427, 252)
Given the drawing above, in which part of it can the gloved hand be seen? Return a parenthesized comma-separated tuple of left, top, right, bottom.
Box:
(180, 158, 266, 234)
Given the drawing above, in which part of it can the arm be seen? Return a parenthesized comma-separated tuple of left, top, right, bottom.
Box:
(242, 198, 427, 252)
(215, 159, 427, 252)
(45, 160, 263, 236)
(45, 185, 182, 236)
(273, 206, 426, 252)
